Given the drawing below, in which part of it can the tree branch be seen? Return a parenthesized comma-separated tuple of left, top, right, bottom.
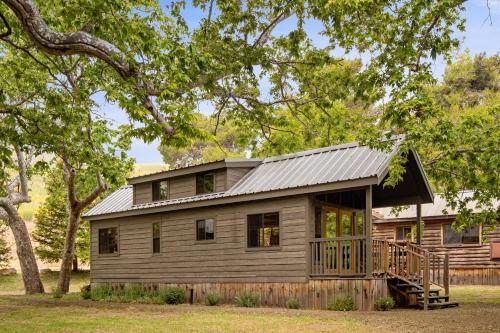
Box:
(0, 0, 133, 79)
(0, 11, 12, 38)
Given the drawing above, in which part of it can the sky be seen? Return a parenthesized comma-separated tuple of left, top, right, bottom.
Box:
(105, 1, 500, 165)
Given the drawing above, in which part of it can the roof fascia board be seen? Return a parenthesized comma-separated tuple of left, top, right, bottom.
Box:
(409, 149, 434, 201)
(127, 160, 261, 184)
(88, 176, 378, 221)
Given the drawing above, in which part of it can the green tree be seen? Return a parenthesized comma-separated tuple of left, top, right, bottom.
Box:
(0, 0, 477, 292)
(33, 168, 90, 271)
(417, 53, 500, 229)
(158, 113, 246, 168)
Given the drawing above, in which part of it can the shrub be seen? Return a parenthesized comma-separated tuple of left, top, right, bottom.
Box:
(159, 287, 185, 305)
(121, 284, 148, 302)
(90, 284, 114, 301)
(285, 297, 300, 310)
(235, 292, 259, 308)
(205, 292, 221, 306)
(327, 294, 355, 311)
(374, 297, 395, 311)
(52, 287, 63, 299)
(80, 284, 91, 300)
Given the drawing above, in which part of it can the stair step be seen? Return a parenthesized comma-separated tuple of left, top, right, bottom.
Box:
(418, 301, 459, 309)
(397, 283, 422, 288)
(407, 289, 440, 295)
(417, 295, 449, 302)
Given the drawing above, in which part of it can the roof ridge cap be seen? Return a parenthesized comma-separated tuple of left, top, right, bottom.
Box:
(262, 142, 361, 163)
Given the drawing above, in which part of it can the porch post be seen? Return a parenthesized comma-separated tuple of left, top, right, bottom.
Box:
(365, 185, 373, 276)
(416, 203, 422, 245)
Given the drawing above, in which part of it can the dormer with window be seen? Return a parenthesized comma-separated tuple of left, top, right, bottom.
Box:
(129, 158, 261, 205)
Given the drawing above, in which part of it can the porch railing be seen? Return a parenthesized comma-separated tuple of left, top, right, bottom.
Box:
(310, 236, 366, 276)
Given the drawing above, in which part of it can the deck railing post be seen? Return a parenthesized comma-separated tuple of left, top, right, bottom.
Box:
(423, 252, 430, 311)
(444, 253, 450, 297)
(383, 240, 389, 274)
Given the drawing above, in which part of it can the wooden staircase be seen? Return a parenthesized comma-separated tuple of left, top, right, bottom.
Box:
(373, 240, 459, 310)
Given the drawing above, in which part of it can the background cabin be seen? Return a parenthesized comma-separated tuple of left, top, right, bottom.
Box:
(374, 193, 500, 285)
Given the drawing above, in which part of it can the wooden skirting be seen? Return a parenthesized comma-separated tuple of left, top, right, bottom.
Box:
(92, 278, 388, 311)
(449, 268, 500, 285)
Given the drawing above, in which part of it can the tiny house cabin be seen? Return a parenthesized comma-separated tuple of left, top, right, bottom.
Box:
(84, 138, 453, 310)
(374, 194, 500, 285)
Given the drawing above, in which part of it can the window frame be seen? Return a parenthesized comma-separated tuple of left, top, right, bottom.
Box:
(98, 226, 119, 256)
(245, 211, 282, 251)
(152, 179, 169, 201)
(394, 225, 413, 242)
(195, 218, 216, 243)
(152, 222, 161, 254)
(195, 172, 215, 195)
(441, 222, 482, 247)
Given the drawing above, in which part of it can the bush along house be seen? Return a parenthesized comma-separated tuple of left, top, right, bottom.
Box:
(374, 193, 500, 285)
(83, 137, 458, 310)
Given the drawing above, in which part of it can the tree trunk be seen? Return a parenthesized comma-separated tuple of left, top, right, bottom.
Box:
(7, 214, 44, 294)
(57, 209, 80, 293)
(72, 256, 78, 272)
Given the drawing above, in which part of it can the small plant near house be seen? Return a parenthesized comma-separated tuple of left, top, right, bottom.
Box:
(285, 297, 301, 309)
(159, 287, 185, 305)
(327, 294, 355, 311)
(121, 284, 148, 302)
(235, 292, 259, 308)
(374, 297, 395, 311)
(80, 284, 91, 300)
(52, 287, 63, 299)
(205, 291, 221, 306)
(89, 284, 114, 301)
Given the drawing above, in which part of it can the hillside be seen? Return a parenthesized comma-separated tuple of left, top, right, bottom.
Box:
(2, 164, 166, 270)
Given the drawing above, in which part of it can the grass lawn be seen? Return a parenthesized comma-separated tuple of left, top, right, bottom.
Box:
(0, 271, 89, 295)
(0, 278, 499, 333)
(451, 285, 500, 304)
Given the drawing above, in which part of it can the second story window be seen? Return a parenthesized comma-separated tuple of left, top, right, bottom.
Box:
(152, 180, 168, 201)
(196, 172, 214, 194)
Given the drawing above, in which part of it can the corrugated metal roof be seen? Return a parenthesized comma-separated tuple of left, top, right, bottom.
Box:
(375, 192, 499, 220)
(84, 139, 402, 218)
(226, 143, 395, 195)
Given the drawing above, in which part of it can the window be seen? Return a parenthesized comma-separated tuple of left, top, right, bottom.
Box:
(196, 219, 215, 241)
(152, 180, 168, 201)
(196, 172, 214, 194)
(98, 227, 118, 254)
(247, 212, 279, 248)
(443, 224, 480, 245)
(153, 222, 161, 253)
(396, 226, 412, 241)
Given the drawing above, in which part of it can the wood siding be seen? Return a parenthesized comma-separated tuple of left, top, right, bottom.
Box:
(168, 175, 195, 199)
(226, 167, 253, 189)
(133, 168, 242, 204)
(90, 195, 309, 284)
(373, 219, 500, 284)
(92, 278, 388, 310)
(134, 182, 152, 204)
